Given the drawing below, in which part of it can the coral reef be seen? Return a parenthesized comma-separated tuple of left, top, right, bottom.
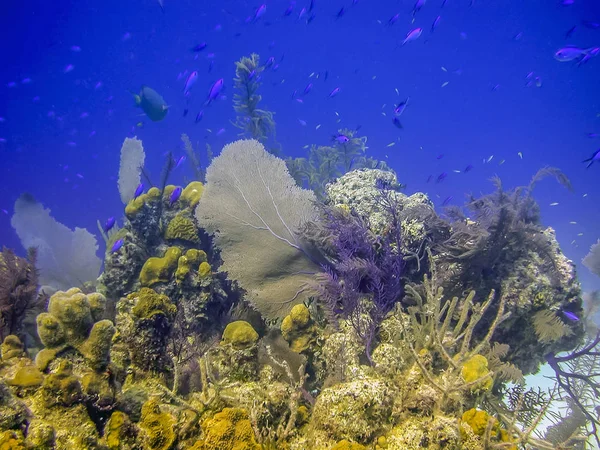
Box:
(2, 139, 593, 450)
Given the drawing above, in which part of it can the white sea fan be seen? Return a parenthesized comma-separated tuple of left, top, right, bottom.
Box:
(195, 139, 319, 320)
(583, 239, 600, 278)
(11, 194, 101, 291)
(118, 136, 145, 204)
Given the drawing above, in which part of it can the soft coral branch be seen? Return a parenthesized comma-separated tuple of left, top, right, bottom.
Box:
(0, 247, 43, 341)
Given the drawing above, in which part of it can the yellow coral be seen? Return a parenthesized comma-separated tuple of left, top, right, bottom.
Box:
(175, 256, 191, 283)
(0, 430, 26, 449)
(165, 214, 199, 243)
(186, 249, 207, 265)
(105, 411, 131, 449)
(281, 304, 316, 353)
(461, 408, 491, 436)
(331, 440, 366, 450)
(460, 409, 516, 449)
(139, 247, 182, 286)
(131, 288, 177, 320)
(181, 181, 204, 207)
(6, 365, 44, 388)
(221, 321, 259, 350)
(196, 407, 261, 450)
(1, 335, 25, 360)
(125, 187, 160, 218)
(461, 354, 493, 392)
(198, 261, 212, 278)
(139, 399, 176, 450)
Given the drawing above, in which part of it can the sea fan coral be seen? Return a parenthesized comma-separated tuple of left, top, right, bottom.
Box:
(582, 239, 600, 277)
(195, 139, 319, 320)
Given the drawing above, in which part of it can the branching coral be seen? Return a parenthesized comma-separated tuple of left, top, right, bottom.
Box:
(442, 168, 571, 287)
(0, 247, 42, 341)
(545, 330, 600, 447)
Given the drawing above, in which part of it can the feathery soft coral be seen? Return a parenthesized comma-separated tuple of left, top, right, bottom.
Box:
(304, 184, 405, 364)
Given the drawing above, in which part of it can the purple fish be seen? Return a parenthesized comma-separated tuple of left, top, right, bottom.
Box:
(111, 239, 124, 253)
(283, 2, 295, 16)
(442, 196, 453, 206)
(464, 164, 474, 172)
(436, 154, 444, 160)
(253, 4, 267, 21)
(413, 0, 426, 15)
(298, 7, 306, 19)
(388, 13, 400, 26)
(206, 78, 224, 105)
(191, 42, 207, 52)
(336, 6, 345, 18)
(184, 71, 198, 94)
(175, 155, 186, 169)
(582, 20, 600, 29)
(170, 186, 183, 205)
(583, 149, 600, 168)
(328, 87, 341, 97)
(392, 117, 403, 129)
(332, 133, 349, 144)
(303, 83, 313, 95)
(195, 110, 204, 123)
(565, 25, 577, 39)
(265, 56, 275, 69)
(394, 97, 409, 116)
(134, 183, 144, 199)
(578, 47, 600, 66)
(586, 132, 599, 138)
(562, 311, 580, 321)
(104, 217, 116, 232)
(64, 64, 74, 73)
(402, 27, 423, 45)
(436, 172, 447, 183)
(431, 15, 441, 32)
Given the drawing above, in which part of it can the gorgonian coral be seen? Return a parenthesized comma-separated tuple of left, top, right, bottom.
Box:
(0, 247, 42, 341)
(303, 183, 405, 364)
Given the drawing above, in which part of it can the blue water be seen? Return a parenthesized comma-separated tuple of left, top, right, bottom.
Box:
(1, 0, 599, 292)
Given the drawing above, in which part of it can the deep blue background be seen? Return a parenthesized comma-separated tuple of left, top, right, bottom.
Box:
(1, 0, 599, 292)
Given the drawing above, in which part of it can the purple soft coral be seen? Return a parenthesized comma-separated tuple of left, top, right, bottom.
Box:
(310, 185, 405, 364)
